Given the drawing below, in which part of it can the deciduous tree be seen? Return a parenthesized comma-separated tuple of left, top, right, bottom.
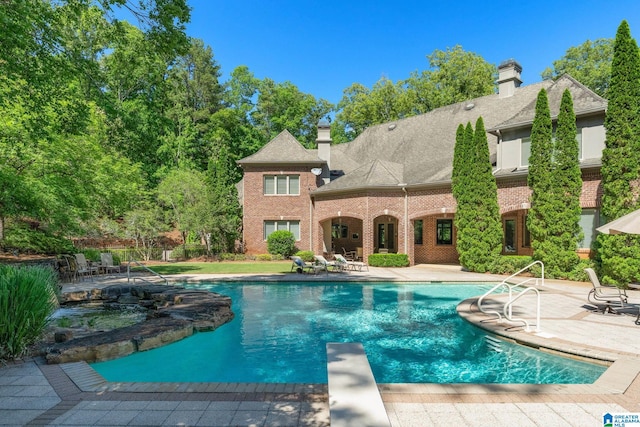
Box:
(542, 39, 613, 98)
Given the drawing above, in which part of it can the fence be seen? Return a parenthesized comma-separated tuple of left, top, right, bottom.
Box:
(80, 245, 208, 262)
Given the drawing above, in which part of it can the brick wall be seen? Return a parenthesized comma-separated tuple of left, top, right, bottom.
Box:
(242, 166, 603, 263)
(242, 165, 321, 254)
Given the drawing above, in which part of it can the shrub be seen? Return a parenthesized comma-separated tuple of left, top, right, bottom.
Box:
(564, 259, 594, 282)
(3, 223, 75, 255)
(368, 253, 409, 267)
(266, 231, 297, 257)
(256, 253, 280, 261)
(487, 256, 533, 275)
(295, 251, 315, 262)
(81, 248, 101, 262)
(0, 266, 59, 361)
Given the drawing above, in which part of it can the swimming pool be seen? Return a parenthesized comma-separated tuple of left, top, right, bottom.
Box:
(92, 282, 606, 384)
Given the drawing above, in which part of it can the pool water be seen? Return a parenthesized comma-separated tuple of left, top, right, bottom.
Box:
(92, 282, 606, 384)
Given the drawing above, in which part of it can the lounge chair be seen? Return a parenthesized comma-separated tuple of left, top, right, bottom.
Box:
(74, 253, 99, 280)
(335, 254, 368, 272)
(585, 268, 628, 314)
(313, 255, 338, 273)
(100, 253, 121, 274)
(291, 256, 320, 274)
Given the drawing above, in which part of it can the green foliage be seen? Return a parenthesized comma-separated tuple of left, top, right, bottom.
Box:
(333, 45, 496, 142)
(597, 20, 640, 284)
(80, 249, 101, 263)
(3, 222, 75, 255)
(528, 90, 555, 266)
(170, 244, 207, 260)
(0, 265, 59, 360)
(266, 231, 297, 257)
(454, 118, 502, 273)
(528, 89, 582, 277)
(542, 39, 613, 97)
(256, 253, 283, 261)
(295, 250, 315, 262)
(487, 256, 533, 275)
(367, 253, 409, 267)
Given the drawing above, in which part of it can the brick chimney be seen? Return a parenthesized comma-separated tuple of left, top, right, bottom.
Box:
(316, 120, 332, 174)
(497, 59, 522, 98)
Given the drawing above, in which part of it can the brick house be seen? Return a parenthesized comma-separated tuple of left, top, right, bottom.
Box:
(238, 60, 607, 265)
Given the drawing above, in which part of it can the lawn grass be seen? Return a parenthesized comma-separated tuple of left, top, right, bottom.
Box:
(135, 261, 293, 275)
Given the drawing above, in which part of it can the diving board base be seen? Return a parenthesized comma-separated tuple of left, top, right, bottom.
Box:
(327, 342, 391, 427)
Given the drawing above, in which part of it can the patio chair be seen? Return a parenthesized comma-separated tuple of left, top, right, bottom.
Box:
(59, 254, 78, 283)
(342, 247, 357, 261)
(290, 256, 318, 274)
(585, 268, 628, 314)
(74, 253, 99, 281)
(334, 254, 368, 272)
(100, 253, 121, 274)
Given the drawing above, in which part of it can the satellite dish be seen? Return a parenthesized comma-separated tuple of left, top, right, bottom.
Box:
(311, 167, 323, 176)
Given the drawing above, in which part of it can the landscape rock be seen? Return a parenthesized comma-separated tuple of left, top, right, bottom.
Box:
(45, 284, 234, 364)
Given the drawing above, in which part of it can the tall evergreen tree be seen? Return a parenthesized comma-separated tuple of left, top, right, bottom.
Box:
(527, 89, 555, 268)
(454, 122, 475, 263)
(549, 89, 583, 275)
(455, 119, 502, 272)
(451, 124, 466, 200)
(597, 20, 640, 284)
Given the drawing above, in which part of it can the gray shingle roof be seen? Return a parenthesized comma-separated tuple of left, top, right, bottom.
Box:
(489, 74, 608, 132)
(237, 129, 323, 165)
(238, 75, 607, 195)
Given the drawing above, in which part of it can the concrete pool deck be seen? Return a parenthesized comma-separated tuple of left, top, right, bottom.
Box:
(2, 264, 640, 426)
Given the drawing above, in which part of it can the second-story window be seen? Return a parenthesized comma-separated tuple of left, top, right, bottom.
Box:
(264, 175, 300, 195)
(520, 137, 531, 167)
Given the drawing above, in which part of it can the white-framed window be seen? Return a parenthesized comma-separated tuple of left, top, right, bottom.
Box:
(520, 137, 531, 167)
(263, 175, 300, 195)
(264, 220, 300, 240)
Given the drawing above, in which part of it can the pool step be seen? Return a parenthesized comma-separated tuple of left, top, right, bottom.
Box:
(485, 335, 503, 352)
(327, 342, 391, 427)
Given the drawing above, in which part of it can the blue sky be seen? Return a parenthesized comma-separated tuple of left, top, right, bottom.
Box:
(185, 0, 640, 105)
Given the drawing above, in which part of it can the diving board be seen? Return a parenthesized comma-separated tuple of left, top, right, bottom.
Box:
(326, 342, 391, 427)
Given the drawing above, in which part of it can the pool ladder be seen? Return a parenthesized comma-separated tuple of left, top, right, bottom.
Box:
(477, 261, 544, 333)
(126, 260, 169, 286)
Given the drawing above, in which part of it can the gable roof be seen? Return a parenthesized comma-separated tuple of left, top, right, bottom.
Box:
(489, 74, 608, 132)
(238, 74, 607, 195)
(237, 129, 323, 165)
(315, 159, 405, 192)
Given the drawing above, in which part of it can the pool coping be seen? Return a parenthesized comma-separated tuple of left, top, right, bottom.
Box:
(55, 272, 640, 401)
(60, 355, 640, 398)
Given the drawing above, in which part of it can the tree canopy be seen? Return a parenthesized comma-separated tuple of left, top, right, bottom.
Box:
(542, 39, 614, 98)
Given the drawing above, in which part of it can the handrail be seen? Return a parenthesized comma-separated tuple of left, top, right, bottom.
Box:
(501, 260, 545, 288)
(127, 260, 168, 286)
(476, 260, 544, 332)
(503, 287, 541, 332)
(477, 282, 511, 321)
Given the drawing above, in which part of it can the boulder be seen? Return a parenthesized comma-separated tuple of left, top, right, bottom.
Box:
(46, 284, 234, 364)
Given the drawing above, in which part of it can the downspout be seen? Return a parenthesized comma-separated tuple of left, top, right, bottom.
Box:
(402, 186, 408, 254)
(309, 194, 314, 252)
